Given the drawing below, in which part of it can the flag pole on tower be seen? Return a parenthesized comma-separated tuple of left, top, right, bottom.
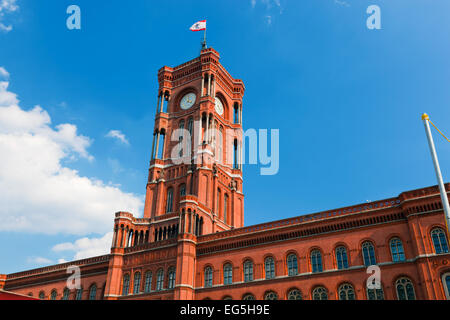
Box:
(203, 27, 207, 50)
(190, 20, 207, 50)
(422, 113, 450, 236)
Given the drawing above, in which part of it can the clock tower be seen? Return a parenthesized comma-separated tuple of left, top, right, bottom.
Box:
(143, 47, 246, 239)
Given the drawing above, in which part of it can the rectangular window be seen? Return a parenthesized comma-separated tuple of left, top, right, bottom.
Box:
(224, 194, 228, 225)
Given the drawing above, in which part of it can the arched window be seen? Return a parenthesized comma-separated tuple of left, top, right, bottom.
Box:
(50, 290, 57, 300)
(287, 289, 302, 300)
(62, 288, 70, 300)
(390, 238, 406, 262)
(133, 272, 141, 294)
(223, 264, 233, 285)
(244, 260, 253, 282)
(122, 274, 130, 296)
(243, 294, 255, 300)
(287, 254, 298, 276)
(265, 257, 275, 279)
(264, 291, 278, 300)
(39, 291, 45, 300)
(75, 287, 83, 300)
(224, 194, 228, 225)
(367, 285, 384, 300)
(233, 139, 239, 169)
(188, 118, 194, 137)
(89, 284, 97, 300)
(166, 188, 174, 213)
(144, 271, 152, 293)
(442, 272, 450, 300)
(156, 269, 164, 291)
(362, 241, 377, 266)
(179, 120, 185, 157)
(336, 246, 349, 269)
(233, 103, 239, 124)
(396, 277, 416, 300)
(312, 287, 328, 300)
(204, 267, 213, 288)
(310, 250, 323, 273)
(338, 283, 355, 300)
(217, 127, 223, 163)
(216, 188, 221, 216)
(431, 228, 449, 254)
(186, 118, 193, 155)
(168, 268, 176, 289)
(180, 184, 186, 198)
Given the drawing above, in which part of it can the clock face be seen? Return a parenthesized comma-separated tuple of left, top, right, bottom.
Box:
(215, 97, 224, 116)
(180, 93, 196, 110)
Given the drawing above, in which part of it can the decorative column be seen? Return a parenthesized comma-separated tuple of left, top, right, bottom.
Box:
(156, 94, 161, 114)
(240, 104, 243, 124)
(160, 94, 164, 113)
(151, 132, 156, 160)
(179, 212, 184, 234)
(201, 74, 205, 97)
(197, 115, 203, 149)
(239, 141, 243, 170)
(154, 131, 161, 159)
(160, 132, 166, 160)
(120, 226, 125, 247)
(206, 114, 210, 144)
(112, 226, 118, 248)
(207, 73, 211, 96)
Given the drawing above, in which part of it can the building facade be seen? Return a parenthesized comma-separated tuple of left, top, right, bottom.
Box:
(1, 48, 450, 300)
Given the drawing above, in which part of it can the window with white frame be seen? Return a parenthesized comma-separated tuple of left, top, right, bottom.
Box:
(265, 257, 275, 279)
(362, 241, 377, 266)
(144, 271, 152, 293)
(396, 277, 416, 300)
(312, 286, 328, 300)
(431, 228, 449, 254)
(244, 260, 253, 282)
(223, 264, 233, 285)
(390, 238, 406, 262)
(156, 269, 164, 291)
(204, 267, 213, 287)
(338, 283, 355, 300)
(336, 246, 349, 269)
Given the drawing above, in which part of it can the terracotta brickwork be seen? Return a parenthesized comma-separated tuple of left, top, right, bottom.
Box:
(2, 48, 450, 300)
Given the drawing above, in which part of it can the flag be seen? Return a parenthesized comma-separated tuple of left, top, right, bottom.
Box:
(190, 20, 206, 32)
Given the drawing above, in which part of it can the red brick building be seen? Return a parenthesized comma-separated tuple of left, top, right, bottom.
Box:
(1, 48, 450, 300)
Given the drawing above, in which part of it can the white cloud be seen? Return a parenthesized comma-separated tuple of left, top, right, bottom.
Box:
(0, 0, 18, 33)
(0, 23, 12, 32)
(251, 0, 283, 25)
(53, 232, 113, 260)
(108, 158, 124, 174)
(0, 68, 144, 235)
(0, 67, 10, 79)
(58, 101, 68, 108)
(106, 130, 130, 145)
(251, 0, 282, 12)
(0, 0, 19, 12)
(334, 0, 350, 7)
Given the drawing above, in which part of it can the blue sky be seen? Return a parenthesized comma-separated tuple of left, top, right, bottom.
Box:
(1, 0, 450, 274)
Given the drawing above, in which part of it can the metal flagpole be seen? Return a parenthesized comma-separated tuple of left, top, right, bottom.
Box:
(422, 113, 450, 236)
(202, 28, 207, 50)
